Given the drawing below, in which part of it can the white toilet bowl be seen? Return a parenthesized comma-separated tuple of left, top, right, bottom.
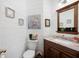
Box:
(23, 50, 35, 58)
(23, 40, 38, 58)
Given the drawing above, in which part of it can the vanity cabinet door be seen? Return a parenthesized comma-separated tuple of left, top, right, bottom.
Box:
(48, 47, 60, 58)
(44, 45, 50, 57)
(44, 39, 60, 58)
(44, 45, 60, 58)
(60, 52, 76, 58)
(44, 40, 50, 58)
(61, 54, 72, 58)
(44, 39, 79, 58)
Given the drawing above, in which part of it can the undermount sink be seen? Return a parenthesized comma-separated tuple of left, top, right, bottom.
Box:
(53, 38, 72, 44)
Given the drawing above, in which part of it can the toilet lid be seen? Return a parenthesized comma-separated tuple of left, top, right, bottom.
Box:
(23, 50, 35, 58)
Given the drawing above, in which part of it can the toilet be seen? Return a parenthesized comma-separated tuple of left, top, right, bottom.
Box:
(23, 40, 38, 58)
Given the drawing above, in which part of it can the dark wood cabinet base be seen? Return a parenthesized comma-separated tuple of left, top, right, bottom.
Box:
(44, 39, 79, 58)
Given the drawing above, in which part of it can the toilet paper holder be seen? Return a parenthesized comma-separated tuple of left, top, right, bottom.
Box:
(0, 49, 6, 54)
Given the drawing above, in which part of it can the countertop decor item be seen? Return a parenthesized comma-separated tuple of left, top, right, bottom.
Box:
(61, 28, 65, 32)
(29, 33, 38, 40)
(72, 37, 79, 43)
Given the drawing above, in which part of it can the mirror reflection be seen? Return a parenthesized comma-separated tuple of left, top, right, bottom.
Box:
(59, 9, 74, 28)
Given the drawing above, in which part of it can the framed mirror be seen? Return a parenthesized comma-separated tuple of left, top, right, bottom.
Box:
(56, 1, 79, 34)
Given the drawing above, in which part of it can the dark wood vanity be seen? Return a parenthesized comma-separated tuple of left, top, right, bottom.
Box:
(44, 39, 79, 58)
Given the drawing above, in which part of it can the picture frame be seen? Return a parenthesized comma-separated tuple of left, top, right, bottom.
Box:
(5, 7, 15, 18)
(18, 18, 24, 26)
(45, 19, 50, 27)
(28, 15, 41, 29)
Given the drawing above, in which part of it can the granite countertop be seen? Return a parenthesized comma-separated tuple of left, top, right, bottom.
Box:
(45, 37, 79, 51)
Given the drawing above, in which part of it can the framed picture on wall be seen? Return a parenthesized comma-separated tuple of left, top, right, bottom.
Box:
(45, 19, 50, 27)
(18, 18, 24, 26)
(5, 7, 15, 18)
(28, 15, 41, 29)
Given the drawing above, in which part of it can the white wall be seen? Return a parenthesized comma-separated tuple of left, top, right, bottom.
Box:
(43, 0, 58, 36)
(0, 0, 27, 58)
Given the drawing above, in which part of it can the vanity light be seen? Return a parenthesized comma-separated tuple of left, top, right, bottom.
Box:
(58, 0, 67, 4)
(58, 0, 67, 6)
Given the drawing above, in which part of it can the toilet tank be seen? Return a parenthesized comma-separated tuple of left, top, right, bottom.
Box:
(27, 40, 38, 50)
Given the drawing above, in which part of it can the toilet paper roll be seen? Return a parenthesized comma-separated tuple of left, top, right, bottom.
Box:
(0, 53, 6, 58)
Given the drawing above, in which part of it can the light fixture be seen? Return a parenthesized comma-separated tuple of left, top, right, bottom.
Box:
(58, 0, 67, 4)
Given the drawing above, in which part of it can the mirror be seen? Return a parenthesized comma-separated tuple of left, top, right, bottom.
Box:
(56, 1, 78, 34)
(59, 9, 74, 28)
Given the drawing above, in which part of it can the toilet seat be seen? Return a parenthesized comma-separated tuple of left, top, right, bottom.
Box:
(23, 50, 35, 58)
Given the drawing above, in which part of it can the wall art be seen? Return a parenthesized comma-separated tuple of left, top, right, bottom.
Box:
(45, 19, 50, 27)
(5, 7, 15, 18)
(28, 15, 41, 29)
(18, 18, 24, 26)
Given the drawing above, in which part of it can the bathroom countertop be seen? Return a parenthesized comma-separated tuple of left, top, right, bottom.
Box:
(44, 37, 79, 51)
